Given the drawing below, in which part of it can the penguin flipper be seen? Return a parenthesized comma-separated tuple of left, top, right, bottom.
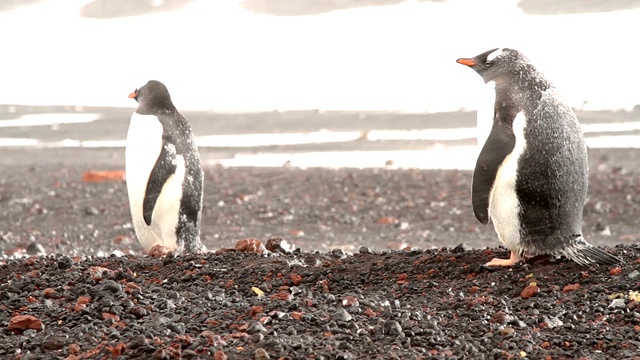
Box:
(143, 142, 178, 225)
(472, 112, 516, 224)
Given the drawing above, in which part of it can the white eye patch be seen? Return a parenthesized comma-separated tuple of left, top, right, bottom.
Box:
(486, 48, 504, 63)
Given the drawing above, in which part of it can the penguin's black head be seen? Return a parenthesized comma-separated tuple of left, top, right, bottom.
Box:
(456, 48, 528, 84)
(128, 80, 175, 111)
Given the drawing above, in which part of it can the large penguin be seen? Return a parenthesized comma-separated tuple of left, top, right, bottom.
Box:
(456, 48, 621, 266)
(126, 80, 205, 254)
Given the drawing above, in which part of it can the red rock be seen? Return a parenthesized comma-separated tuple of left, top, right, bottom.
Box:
(249, 306, 263, 318)
(109, 343, 126, 357)
(470, 286, 480, 293)
(563, 283, 581, 292)
(8, 315, 44, 333)
(235, 238, 267, 254)
(124, 282, 141, 294)
(82, 170, 125, 183)
(74, 296, 92, 312)
(290, 273, 303, 286)
(174, 334, 195, 346)
(225, 279, 235, 289)
(26, 270, 41, 278)
(291, 312, 303, 320)
(164, 343, 181, 358)
(610, 267, 623, 275)
(214, 350, 228, 360)
(43, 288, 60, 299)
(230, 332, 249, 339)
(102, 313, 120, 321)
(270, 291, 293, 301)
(363, 308, 376, 317)
(465, 273, 476, 280)
(68, 343, 81, 355)
(111, 322, 126, 330)
(376, 217, 398, 225)
(521, 284, 540, 299)
(425, 269, 436, 276)
(265, 237, 296, 254)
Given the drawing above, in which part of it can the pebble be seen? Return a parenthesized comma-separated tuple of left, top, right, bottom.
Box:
(26, 242, 46, 256)
(499, 327, 515, 337)
(41, 335, 67, 351)
(332, 309, 353, 322)
(330, 248, 348, 259)
(85, 206, 100, 215)
(101, 280, 122, 294)
(248, 321, 268, 334)
(453, 243, 473, 253)
(359, 246, 373, 254)
(609, 298, 627, 309)
(541, 315, 563, 329)
(255, 348, 271, 360)
(382, 320, 404, 337)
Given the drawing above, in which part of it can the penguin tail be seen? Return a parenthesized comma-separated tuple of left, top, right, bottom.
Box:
(563, 235, 622, 266)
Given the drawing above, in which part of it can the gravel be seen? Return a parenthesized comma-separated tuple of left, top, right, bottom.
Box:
(0, 147, 639, 358)
(1, 246, 638, 359)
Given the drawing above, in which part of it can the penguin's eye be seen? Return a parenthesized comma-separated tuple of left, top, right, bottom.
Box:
(485, 60, 492, 67)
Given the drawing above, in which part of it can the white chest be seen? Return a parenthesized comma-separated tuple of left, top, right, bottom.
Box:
(488, 111, 527, 252)
(125, 113, 166, 250)
(125, 113, 164, 198)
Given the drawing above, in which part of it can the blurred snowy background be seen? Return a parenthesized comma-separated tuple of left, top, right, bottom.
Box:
(1, 0, 639, 169)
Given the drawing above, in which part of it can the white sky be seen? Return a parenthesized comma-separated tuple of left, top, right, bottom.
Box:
(1, 0, 638, 112)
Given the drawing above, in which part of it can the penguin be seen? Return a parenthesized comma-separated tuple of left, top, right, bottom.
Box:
(126, 80, 205, 254)
(456, 48, 621, 267)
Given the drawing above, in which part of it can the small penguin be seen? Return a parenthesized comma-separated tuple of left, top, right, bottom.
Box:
(126, 80, 205, 254)
(456, 48, 621, 267)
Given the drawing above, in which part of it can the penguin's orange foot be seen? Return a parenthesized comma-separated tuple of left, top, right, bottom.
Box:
(147, 244, 172, 258)
(485, 251, 522, 267)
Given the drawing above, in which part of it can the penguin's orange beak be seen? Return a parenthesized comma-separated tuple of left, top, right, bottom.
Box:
(128, 90, 137, 99)
(456, 58, 476, 66)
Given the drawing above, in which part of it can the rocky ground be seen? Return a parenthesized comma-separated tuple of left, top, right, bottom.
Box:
(0, 147, 639, 359)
